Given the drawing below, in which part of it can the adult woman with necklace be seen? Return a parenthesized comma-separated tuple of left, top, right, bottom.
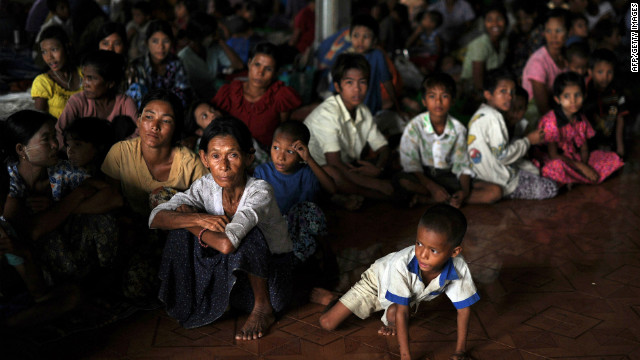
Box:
(32, 25, 82, 119)
(522, 8, 570, 119)
(56, 50, 137, 147)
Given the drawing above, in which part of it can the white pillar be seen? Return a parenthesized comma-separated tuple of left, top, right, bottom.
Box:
(315, 0, 351, 45)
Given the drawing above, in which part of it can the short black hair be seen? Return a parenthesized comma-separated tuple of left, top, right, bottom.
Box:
(185, 100, 210, 136)
(569, 11, 587, 29)
(419, 204, 467, 247)
(544, 8, 571, 32)
(199, 115, 255, 155)
(592, 19, 621, 42)
(138, 89, 185, 145)
(96, 21, 128, 51)
(552, 71, 585, 98)
(422, 72, 456, 98)
(132, 1, 152, 15)
(350, 14, 379, 40)
(47, 0, 68, 12)
(274, 121, 311, 145)
(483, 3, 509, 29)
(64, 117, 115, 164)
(416, 10, 443, 28)
(146, 19, 174, 43)
(565, 41, 590, 62)
(185, 12, 217, 41)
(589, 48, 617, 69)
(249, 42, 280, 70)
(81, 50, 126, 90)
(483, 68, 515, 93)
(514, 85, 529, 103)
(331, 53, 370, 88)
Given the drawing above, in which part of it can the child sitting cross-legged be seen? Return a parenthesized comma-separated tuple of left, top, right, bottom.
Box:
(396, 73, 502, 208)
(305, 53, 393, 203)
(313, 204, 479, 360)
(467, 69, 558, 200)
(253, 121, 338, 263)
(537, 71, 624, 185)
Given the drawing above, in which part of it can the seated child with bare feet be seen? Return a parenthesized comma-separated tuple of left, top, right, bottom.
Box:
(314, 204, 479, 360)
(396, 73, 502, 208)
(254, 121, 337, 263)
(304, 53, 392, 207)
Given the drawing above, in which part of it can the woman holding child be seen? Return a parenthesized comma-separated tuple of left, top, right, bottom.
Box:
(150, 116, 293, 339)
(213, 42, 302, 149)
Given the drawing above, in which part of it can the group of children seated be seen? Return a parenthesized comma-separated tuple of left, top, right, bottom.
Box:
(1, 0, 634, 358)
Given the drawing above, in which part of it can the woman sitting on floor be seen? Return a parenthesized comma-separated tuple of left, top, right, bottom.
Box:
(150, 116, 293, 339)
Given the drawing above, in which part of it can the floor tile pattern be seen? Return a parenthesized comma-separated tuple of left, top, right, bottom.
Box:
(12, 145, 640, 359)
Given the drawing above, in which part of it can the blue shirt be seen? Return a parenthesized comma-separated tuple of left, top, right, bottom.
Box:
(253, 162, 321, 215)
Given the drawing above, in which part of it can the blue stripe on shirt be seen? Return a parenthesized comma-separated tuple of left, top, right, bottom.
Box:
(385, 291, 410, 306)
(452, 293, 480, 309)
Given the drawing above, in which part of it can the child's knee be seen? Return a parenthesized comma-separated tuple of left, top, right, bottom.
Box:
(386, 303, 398, 322)
(488, 184, 503, 202)
(319, 313, 337, 331)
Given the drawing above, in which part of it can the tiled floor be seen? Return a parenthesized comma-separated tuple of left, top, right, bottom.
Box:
(16, 145, 640, 359)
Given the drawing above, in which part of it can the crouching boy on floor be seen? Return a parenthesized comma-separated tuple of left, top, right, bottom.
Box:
(316, 204, 479, 360)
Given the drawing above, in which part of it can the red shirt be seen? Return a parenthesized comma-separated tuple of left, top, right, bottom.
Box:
(213, 80, 302, 147)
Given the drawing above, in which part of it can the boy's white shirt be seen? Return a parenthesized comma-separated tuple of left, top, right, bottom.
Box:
(304, 95, 388, 166)
(374, 245, 479, 325)
(466, 103, 532, 195)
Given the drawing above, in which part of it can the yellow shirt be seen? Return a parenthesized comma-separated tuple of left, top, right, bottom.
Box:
(30, 68, 83, 119)
(101, 137, 208, 216)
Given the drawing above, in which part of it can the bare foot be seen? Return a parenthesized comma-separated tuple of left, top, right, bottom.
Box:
(310, 287, 340, 306)
(378, 323, 397, 336)
(331, 194, 363, 211)
(235, 307, 275, 340)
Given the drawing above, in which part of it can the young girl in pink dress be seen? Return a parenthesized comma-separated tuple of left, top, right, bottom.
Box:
(537, 71, 623, 185)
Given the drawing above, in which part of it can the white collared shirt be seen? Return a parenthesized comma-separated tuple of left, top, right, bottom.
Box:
(304, 95, 388, 166)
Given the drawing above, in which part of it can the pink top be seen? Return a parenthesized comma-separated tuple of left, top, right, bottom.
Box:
(522, 46, 567, 100)
(57, 92, 138, 147)
(213, 80, 302, 147)
(538, 110, 594, 161)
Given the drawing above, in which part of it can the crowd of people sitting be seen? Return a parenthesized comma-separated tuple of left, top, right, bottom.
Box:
(0, 0, 636, 358)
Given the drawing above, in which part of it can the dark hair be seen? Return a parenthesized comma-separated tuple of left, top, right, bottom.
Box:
(483, 3, 509, 29)
(96, 21, 128, 52)
(1, 110, 57, 163)
(331, 53, 370, 88)
(553, 71, 585, 98)
(185, 100, 211, 136)
(199, 115, 255, 155)
(425, 10, 443, 28)
(249, 42, 280, 70)
(422, 72, 456, 98)
(483, 68, 515, 93)
(565, 41, 590, 62)
(64, 117, 115, 165)
(569, 12, 588, 29)
(589, 48, 616, 69)
(544, 8, 571, 32)
(392, 3, 409, 24)
(176, 0, 199, 13)
(274, 121, 311, 145)
(512, 0, 538, 16)
(592, 19, 621, 42)
(132, 0, 152, 15)
(146, 19, 174, 43)
(47, 0, 68, 12)
(81, 50, 126, 91)
(514, 85, 529, 104)
(350, 14, 379, 40)
(38, 25, 74, 71)
(185, 12, 217, 41)
(139, 89, 185, 144)
(419, 204, 467, 247)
